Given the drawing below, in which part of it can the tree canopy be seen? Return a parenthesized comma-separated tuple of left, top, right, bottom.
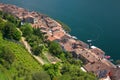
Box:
(49, 41, 62, 56)
(0, 46, 15, 69)
(32, 71, 50, 80)
(1, 22, 21, 41)
(20, 23, 33, 37)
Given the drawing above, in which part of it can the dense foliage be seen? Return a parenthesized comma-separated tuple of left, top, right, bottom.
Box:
(48, 41, 63, 56)
(0, 11, 21, 27)
(20, 23, 33, 37)
(0, 32, 43, 80)
(0, 12, 21, 41)
(43, 63, 61, 79)
(20, 24, 46, 56)
(0, 46, 15, 69)
(32, 71, 50, 80)
(2, 22, 21, 40)
(60, 63, 95, 80)
(0, 12, 42, 80)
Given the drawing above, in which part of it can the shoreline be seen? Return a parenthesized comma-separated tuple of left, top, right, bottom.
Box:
(0, 3, 119, 79)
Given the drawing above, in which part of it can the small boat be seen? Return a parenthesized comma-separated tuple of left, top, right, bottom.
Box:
(105, 55, 111, 59)
(87, 40, 92, 42)
(72, 36, 77, 39)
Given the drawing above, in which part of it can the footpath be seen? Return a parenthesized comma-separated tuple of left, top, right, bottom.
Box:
(17, 28, 45, 65)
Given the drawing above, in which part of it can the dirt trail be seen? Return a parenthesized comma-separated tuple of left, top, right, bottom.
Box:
(21, 37, 45, 65)
(17, 28, 45, 65)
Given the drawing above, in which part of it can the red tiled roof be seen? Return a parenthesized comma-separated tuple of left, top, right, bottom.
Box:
(84, 61, 111, 74)
(110, 68, 120, 80)
(90, 48, 105, 59)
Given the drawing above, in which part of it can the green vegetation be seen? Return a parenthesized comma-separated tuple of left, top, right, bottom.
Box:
(32, 71, 50, 80)
(0, 11, 97, 80)
(0, 32, 43, 80)
(20, 24, 46, 56)
(0, 46, 15, 69)
(48, 41, 63, 56)
(0, 12, 43, 80)
(60, 63, 95, 80)
(0, 13, 21, 41)
(19, 21, 96, 80)
(20, 23, 33, 37)
(43, 63, 61, 79)
(0, 11, 21, 27)
(2, 22, 21, 40)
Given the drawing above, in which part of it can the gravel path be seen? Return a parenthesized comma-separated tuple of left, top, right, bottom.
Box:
(17, 28, 45, 65)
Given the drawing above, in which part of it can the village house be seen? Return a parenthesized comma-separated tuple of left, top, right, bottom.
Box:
(90, 46, 105, 59)
(22, 14, 38, 24)
(109, 68, 120, 80)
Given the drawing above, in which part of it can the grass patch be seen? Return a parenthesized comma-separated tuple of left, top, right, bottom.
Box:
(0, 33, 43, 80)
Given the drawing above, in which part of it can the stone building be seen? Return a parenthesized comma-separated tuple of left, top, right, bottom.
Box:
(23, 15, 38, 24)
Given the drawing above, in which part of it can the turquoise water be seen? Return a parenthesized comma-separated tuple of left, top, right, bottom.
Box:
(0, 0, 120, 60)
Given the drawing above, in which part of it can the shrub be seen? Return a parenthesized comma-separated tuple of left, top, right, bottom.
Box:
(2, 22, 21, 41)
(49, 41, 62, 56)
(20, 23, 33, 37)
(0, 46, 15, 64)
(32, 71, 50, 80)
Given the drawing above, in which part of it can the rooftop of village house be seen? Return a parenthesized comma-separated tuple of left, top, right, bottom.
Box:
(90, 47, 105, 58)
(60, 40, 74, 52)
(60, 34, 88, 47)
(74, 48, 99, 63)
(110, 68, 120, 80)
(47, 30, 65, 41)
(84, 61, 112, 73)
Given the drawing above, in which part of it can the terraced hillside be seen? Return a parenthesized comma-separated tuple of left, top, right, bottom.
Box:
(0, 33, 43, 80)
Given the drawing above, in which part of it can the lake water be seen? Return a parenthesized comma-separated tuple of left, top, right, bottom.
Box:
(0, 0, 120, 60)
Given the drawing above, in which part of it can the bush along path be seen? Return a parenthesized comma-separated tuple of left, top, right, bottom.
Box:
(17, 28, 45, 65)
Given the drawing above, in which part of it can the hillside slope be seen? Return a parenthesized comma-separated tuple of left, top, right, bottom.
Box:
(0, 8, 96, 80)
(0, 33, 43, 80)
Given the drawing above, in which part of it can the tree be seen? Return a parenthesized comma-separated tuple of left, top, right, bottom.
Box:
(0, 46, 15, 69)
(33, 28, 44, 40)
(2, 22, 21, 41)
(2, 22, 15, 39)
(13, 29, 22, 41)
(43, 63, 60, 79)
(26, 35, 42, 47)
(0, 18, 5, 31)
(20, 23, 33, 37)
(49, 41, 62, 56)
(60, 63, 96, 80)
(2, 12, 19, 26)
(32, 71, 50, 80)
(0, 46, 15, 64)
(56, 74, 71, 80)
(32, 46, 43, 55)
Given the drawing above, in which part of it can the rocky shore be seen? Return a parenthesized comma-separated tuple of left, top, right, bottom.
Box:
(0, 3, 120, 80)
